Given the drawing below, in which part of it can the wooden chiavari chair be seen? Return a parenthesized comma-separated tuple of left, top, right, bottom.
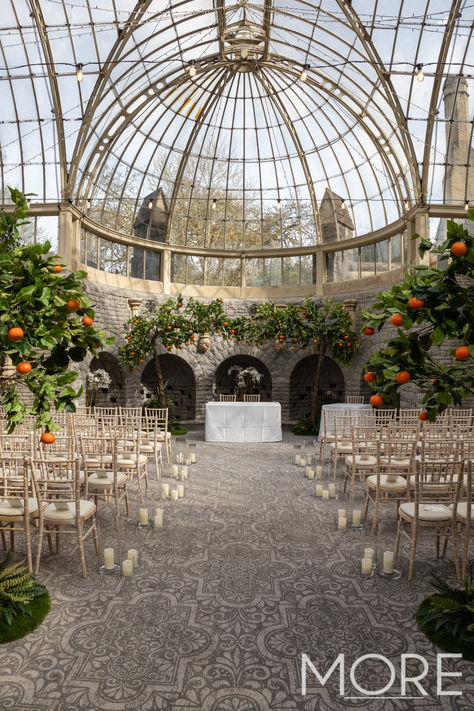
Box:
(243, 394, 261, 402)
(219, 394, 236, 402)
(144, 408, 172, 464)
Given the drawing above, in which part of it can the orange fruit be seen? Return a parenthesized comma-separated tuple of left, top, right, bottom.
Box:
(177, 302, 182, 307)
(363, 327, 374, 335)
(66, 299, 80, 311)
(41, 432, 55, 444)
(82, 316, 93, 326)
(370, 394, 384, 407)
(364, 372, 376, 383)
(455, 345, 470, 361)
(391, 314, 403, 327)
(450, 242, 467, 257)
(166, 345, 171, 350)
(223, 322, 228, 326)
(8, 327, 24, 342)
(408, 297, 424, 309)
(167, 325, 172, 330)
(54, 265, 62, 273)
(395, 371, 411, 384)
(231, 329, 235, 334)
(139, 359, 144, 363)
(419, 412, 428, 421)
(17, 361, 32, 374)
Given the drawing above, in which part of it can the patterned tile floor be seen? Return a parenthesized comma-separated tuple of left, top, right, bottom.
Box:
(1, 428, 473, 710)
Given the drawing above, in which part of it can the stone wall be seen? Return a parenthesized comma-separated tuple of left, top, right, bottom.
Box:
(80, 279, 473, 423)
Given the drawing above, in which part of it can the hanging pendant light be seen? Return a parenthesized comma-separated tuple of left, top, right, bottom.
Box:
(415, 63, 424, 82)
(76, 63, 84, 82)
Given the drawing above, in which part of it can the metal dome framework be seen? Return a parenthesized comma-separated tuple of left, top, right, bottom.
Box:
(0, 0, 473, 278)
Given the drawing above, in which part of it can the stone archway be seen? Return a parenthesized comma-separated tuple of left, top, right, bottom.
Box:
(141, 354, 196, 420)
(214, 355, 272, 401)
(289, 355, 345, 421)
(88, 353, 125, 407)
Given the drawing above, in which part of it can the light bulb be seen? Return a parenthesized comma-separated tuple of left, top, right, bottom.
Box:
(404, 198, 409, 211)
(86, 198, 91, 210)
(76, 63, 84, 82)
(300, 64, 309, 82)
(188, 61, 197, 77)
(465, 200, 470, 211)
(148, 199, 153, 210)
(416, 63, 424, 82)
(277, 199, 282, 210)
(341, 200, 346, 210)
(212, 199, 217, 210)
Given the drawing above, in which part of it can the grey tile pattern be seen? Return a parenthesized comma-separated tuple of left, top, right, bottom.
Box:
(1, 430, 473, 710)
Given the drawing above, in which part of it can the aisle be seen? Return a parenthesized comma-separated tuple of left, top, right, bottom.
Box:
(0, 436, 473, 710)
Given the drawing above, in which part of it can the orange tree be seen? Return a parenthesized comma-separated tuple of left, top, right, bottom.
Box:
(0, 189, 113, 434)
(119, 296, 226, 407)
(233, 297, 358, 430)
(361, 212, 474, 420)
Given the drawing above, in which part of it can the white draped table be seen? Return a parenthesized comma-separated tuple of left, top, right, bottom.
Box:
(205, 402, 282, 442)
(318, 403, 372, 437)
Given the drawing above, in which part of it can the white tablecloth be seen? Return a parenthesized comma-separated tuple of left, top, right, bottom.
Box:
(205, 402, 282, 442)
(319, 403, 372, 437)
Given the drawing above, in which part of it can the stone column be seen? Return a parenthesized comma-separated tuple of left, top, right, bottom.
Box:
(162, 249, 171, 294)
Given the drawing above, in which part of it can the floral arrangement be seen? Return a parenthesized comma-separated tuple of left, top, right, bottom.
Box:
(228, 365, 263, 398)
(86, 369, 112, 390)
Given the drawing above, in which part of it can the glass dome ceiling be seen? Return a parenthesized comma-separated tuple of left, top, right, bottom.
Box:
(0, 1, 473, 249)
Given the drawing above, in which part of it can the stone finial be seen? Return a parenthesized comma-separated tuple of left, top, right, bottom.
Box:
(343, 299, 358, 314)
(0, 355, 16, 383)
(127, 298, 143, 317)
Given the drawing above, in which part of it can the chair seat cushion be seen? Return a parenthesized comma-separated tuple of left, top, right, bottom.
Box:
(0, 498, 39, 516)
(367, 474, 407, 490)
(85, 455, 112, 466)
(117, 454, 148, 466)
(449, 502, 474, 521)
(140, 444, 157, 453)
(88, 472, 128, 487)
(399, 502, 452, 522)
(380, 457, 411, 468)
(408, 475, 453, 491)
(345, 455, 377, 467)
(330, 442, 352, 452)
(43, 499, 95, 521)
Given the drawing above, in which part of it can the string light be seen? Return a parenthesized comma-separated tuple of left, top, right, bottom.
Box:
(76, 63, 84, 82)
(300, 64, 309, 81)
(404, 198, 410, 210)
(188, 60, 197, 77)
(465, 200, 470, 211)
(277, 198, 282, 210)
(148, 199, 153, 209)
(415, 63, 424, 82)
(341, 199, 346, 210)
(212, 198, 217, 210)
(86, 198, 91, 209)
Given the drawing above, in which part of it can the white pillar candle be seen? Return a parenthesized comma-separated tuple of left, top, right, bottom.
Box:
(305, 466, 311, 476)
(122, 559, 133, 577)
(177, 484, 184, 498)
(181, 466, 188, 478)
(364, 547, 374, 560)
(154, 509, 163, 528)
(322, 489, 329, 500)
(300, 458, 306, 467)
(315, 465, 322, 479)
(103, 547, 115, 570)
(180, 452, 184, 463)
(190, 452, 196, 463)
(338, 517, 347, 530)
(329, 483, 336, 498)
(315, 484, 323, 497)
(139, 508, 148, 525)
(338, 509, 346, 518)
(185, 456, 191, 465)
(161, 483, 170, 499)
(295, 455, 300, 464)
(352, 509, 361, 527)
(171, 464, 179, 478)
(308, 469, 315, 480)
(361, 557, 373, 575)
(383, 551, 394, 574)
(306, 455, 312, 465)
(171, 488, 179, 501)
(127, 548, 138, 567)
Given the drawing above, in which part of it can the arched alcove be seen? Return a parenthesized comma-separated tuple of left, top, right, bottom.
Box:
(89, 353, 125, 407)
(289, 355, 345, 421)
(141, 354, 196, 420)
(214, 355, 272, 401)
